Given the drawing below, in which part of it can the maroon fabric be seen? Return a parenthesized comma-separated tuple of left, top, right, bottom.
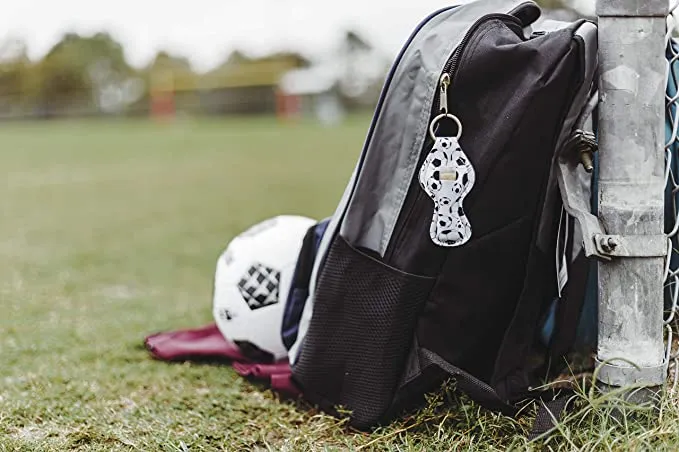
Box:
(144, 323, 248, 362)
(144, 323, 300, 397)
(232, 361, 301, 396)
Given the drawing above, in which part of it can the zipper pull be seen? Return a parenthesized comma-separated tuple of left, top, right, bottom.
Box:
(439, 73, 450, 114)
(429, 72, 462, 141)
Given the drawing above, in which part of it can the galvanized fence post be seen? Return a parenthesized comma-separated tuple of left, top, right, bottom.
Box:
(595, 0, 669, 391)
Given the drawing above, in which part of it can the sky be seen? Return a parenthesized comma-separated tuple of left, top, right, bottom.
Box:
(0, 0, 596, 72)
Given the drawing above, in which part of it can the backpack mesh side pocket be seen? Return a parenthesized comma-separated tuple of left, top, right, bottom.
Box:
(292, 234, 435, 429)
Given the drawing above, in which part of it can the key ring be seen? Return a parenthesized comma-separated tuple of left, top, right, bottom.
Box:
(429, 113, 462, 141)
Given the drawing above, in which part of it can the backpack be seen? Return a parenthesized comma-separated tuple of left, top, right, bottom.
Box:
(282, 0, 600, 432)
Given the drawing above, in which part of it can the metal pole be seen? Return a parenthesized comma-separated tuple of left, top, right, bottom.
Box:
(596, 0, 668, 391)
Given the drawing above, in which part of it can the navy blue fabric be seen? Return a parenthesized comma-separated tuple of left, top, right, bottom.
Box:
(281, 218, 330, 351)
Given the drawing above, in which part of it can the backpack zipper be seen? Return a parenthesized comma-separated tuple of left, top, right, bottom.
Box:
(384, 13, 522, 264)
(435, 13, 522, 114)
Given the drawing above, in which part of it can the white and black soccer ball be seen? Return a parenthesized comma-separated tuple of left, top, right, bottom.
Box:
(212, 215, 316, 362)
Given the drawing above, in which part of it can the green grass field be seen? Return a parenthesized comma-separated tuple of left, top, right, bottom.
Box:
(1, 115, 678, 451)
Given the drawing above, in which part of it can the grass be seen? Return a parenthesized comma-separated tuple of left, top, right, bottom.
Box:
(1, 114, 679, 451)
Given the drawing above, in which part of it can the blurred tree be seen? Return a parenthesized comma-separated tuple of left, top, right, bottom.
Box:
(336, 29, 390, 110)
(140, 50, 197, 116)
(337, 30, 373, 99)
(144, 50, 196, 98)
(220, 50, 251, 68)
(147, 51, 193, 74)
(37, 32, 138, 116)
(0, 37, 33, 116)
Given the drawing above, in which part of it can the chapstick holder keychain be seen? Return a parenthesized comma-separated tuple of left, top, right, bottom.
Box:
(418, 74, 476, 247)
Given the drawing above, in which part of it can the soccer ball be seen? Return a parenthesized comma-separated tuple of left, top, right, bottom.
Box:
(212, 215, 316, 361)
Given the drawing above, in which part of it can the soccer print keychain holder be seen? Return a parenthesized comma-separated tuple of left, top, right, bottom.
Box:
(418, 73, 477, 247)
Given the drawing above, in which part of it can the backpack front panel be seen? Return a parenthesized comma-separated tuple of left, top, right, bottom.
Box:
(414, 22, 585, 384)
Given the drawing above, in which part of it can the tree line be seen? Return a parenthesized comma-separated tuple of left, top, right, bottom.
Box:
(0, 30, 390, 120)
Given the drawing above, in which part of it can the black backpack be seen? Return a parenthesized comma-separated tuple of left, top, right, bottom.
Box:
(285, 0, 599, 432)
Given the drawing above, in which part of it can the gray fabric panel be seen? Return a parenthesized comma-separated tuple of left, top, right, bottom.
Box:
(340, 0, 540, 257)
(561, 22, 600, 263)
(536, 20, 598, 255)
